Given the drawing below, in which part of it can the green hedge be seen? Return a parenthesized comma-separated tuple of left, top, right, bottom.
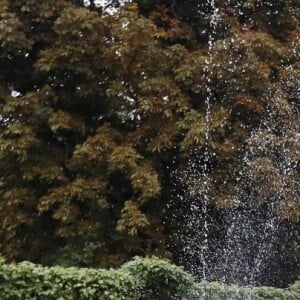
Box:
(0, 256, 299, 299)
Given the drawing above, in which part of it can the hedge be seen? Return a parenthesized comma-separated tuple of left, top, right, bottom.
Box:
(0, 256, 299, 299)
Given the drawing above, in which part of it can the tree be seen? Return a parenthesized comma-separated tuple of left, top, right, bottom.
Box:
(0, 0, 299, 285)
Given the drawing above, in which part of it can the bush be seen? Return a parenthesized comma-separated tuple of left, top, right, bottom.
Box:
(123, 256, 194, 299)
(0, 256, 298, 299)
(0, 256, 136, 300)
(191, 281, 300, 300)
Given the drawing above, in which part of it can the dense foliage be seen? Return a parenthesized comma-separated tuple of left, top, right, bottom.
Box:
(0, 0, 299, 286)
(0, 255, 299, 299)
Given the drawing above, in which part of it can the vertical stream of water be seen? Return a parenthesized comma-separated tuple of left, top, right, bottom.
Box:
(201, 0, 219, 280)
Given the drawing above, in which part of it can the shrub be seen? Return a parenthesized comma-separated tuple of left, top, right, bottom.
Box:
(0, 256, 298, 299)
(0, 256, 137, 300)
(123, 256, 194, 299)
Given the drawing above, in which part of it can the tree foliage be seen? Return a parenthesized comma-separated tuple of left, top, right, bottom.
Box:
(0, 0, 299, 285)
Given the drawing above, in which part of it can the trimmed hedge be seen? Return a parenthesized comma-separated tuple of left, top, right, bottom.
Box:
(0, 256, 299, 299)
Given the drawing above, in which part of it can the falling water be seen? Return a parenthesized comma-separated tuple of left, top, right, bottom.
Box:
(174, 0, 221, 280)
(200, 0, 220, 280)
(168, 0, 299, 288)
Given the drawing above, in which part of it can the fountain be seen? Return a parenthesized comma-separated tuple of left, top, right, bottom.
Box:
(167, 0, 300, 288)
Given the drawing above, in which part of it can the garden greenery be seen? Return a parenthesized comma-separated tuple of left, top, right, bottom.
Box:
(0, 256, 299, 299)
(0, 0, 299, 286)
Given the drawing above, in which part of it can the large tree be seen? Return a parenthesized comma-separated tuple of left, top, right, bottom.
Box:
(0, 0, 299, 285)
